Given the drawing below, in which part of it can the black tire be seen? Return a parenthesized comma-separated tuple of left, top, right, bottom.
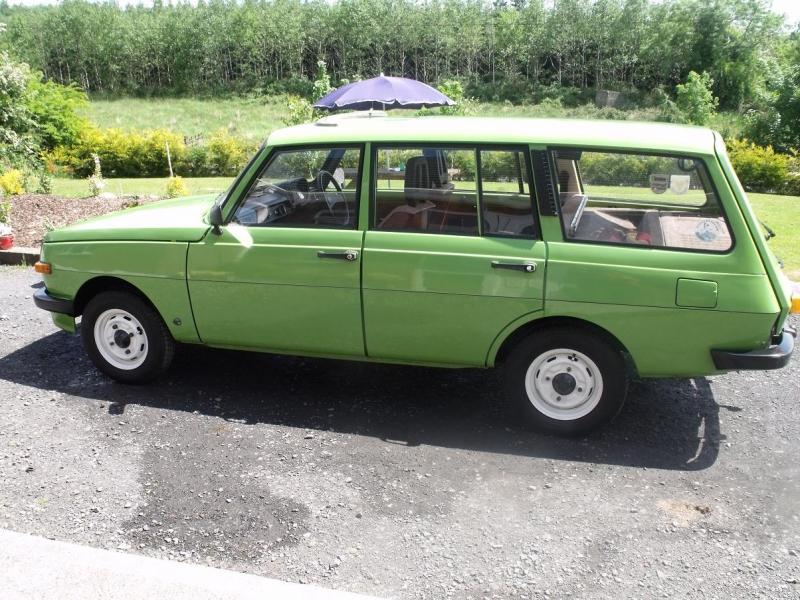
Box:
(503, 327, 628, 436)
(81, 290, 175, 384)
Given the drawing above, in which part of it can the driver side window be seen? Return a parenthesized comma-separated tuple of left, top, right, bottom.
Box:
(234, 146, 362, 229)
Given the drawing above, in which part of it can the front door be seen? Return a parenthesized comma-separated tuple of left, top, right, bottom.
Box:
(362, 145, 546, 366)
(187, 145, 366, 357)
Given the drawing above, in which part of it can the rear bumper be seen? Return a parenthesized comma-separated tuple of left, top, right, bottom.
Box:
(711, 326, 796, 371)
(33, 288, 75, 316)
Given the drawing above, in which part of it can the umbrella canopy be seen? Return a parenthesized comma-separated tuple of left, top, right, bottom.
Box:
(313, 75, 455, 111)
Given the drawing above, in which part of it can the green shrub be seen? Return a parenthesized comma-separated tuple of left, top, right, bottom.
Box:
(0, 169, 25, 195)
(726, 139, 788, 193)
(165, 175, 189, 198)
(35, 169, 52, 194)
(0, 199, 10, 224)
(56, 127, 187, 178)
(435, 79, 475, 116)
(26, 75, 89, 150)
(176, 129, 253, 177)
(312, 60, 333, 102)
(782, 151, 800, 196)
(260, 77, 315, 99)
(465, 79, 526, 104)
(55, 126, 255, 178)
(281, 95, 315, 126)
(534, 85, 594, 108)
(676, 71, 718, 126)
(87, 153, 106, 196)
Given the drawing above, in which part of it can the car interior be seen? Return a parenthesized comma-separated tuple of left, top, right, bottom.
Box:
(554, 152, 733, 251)
(374, 149, 535, 236)
(234, 148, 358, 229)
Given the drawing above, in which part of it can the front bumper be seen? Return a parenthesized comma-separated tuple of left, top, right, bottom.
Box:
(711, 326, 796, 371)
(33, 287, 75, 316)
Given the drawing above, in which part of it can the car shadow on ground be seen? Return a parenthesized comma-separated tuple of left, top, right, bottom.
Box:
(0, 330, 726, 471)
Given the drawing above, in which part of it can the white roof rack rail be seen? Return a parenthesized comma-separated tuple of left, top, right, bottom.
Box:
(315, 110, 388, 126)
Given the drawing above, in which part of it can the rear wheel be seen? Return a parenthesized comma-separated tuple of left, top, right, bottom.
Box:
(81, 291, 174, 384)
(503, 327, 628, 435)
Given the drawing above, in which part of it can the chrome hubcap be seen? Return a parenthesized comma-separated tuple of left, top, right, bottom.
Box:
(93, 309, 148, 370)
(524, 348, 603, 420)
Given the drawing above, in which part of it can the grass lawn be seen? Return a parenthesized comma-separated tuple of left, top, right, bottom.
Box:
(748, 192, 800, 280)
(51, 177, 233, 198)
(82, 96, 289, 142)
(83, 96, 745, 142)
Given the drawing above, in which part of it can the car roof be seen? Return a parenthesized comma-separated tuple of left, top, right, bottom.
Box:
(267, 115, 718, 156)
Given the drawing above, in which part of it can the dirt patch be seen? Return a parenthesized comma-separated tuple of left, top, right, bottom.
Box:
(5, 194, 158, 248)
(656, 499, 713, 527)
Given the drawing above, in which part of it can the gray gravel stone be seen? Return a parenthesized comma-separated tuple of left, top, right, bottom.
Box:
(0, 266, 798, 598)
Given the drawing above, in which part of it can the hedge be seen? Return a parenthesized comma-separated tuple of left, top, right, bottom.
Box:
(51, 127, 257, 178)
(45, 126, 800, 198)
(727, 139, 800, 195)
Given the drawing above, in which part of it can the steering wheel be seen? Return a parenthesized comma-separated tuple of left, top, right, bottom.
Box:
(315, 170, 349, 225)
(316, 170, 343, 193)
(569, 193, 589, 237)
(249, 180, 290, 199)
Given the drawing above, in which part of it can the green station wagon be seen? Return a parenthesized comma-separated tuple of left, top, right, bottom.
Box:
(33, 116, 798, 434)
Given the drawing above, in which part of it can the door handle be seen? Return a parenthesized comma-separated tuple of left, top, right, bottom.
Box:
(317, 250, 359, 261)
(491, 261, 536, 273)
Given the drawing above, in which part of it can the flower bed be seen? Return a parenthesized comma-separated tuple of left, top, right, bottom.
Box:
(6, 195, 157, 248)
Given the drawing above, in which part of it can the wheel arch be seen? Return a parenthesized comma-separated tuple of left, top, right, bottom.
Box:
(73, 276, 160, 317)
(488, 314, 637, 375)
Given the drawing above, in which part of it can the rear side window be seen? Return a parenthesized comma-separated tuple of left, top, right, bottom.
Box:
(372, 146, 537, 238)
(479, 149, 536, 237)
(552, 150, 732, 252)
(374, 147, 478, 235)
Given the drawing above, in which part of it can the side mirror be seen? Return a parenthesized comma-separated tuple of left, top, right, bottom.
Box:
(209, 203, 223, 235)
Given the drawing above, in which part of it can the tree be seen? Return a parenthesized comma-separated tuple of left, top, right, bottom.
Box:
(0, 51, 36, 168)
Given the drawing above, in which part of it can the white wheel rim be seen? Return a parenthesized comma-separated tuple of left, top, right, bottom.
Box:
(93, 309, 149, 371)
(524, 348, 604, 421)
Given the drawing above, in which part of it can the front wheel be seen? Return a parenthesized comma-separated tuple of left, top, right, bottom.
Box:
(81, 290, 175, 384)
(503, 327, 628, 435)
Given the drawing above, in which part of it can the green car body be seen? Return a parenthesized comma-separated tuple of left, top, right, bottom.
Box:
(34, 116, 797, 433)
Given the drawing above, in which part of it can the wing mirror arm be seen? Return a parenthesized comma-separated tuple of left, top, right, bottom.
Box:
(209, 203, 223, 235)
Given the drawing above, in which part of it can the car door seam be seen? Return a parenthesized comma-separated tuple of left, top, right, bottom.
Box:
(184, 242, 205, 344)
(360, 232, 369, 357)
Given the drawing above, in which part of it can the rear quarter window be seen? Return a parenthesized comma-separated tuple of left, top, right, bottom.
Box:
(552, 149, 733, 252)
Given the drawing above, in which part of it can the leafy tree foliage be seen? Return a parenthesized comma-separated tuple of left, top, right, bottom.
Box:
(0, 0, 788, 111)
(0, 50, 37, 169)
(26, 75, 88, 150)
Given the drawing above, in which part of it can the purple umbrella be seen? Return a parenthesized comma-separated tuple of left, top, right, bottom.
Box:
(313, 74, 455, 111)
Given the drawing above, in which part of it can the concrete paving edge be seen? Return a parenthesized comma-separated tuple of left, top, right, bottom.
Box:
(0, 529, 383, 600)
(0, 246, 39, 266)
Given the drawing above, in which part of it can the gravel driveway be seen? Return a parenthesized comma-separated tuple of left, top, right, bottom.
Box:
(1, 265, 798, 599)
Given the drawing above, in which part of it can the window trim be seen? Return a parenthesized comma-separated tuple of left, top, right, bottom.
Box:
(227, 142, 366, 231)
(478, 146, 539, 240)
(369, 142, 540, 240)
(547, 146, 736, 255)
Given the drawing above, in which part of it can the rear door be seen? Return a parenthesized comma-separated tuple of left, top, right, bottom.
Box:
(362, 144, 546, 366)
(187, 144, 366, 357)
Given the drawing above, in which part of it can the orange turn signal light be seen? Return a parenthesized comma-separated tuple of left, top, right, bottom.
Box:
(791, 294, 800, 315)
(34, 261, 51, 275)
